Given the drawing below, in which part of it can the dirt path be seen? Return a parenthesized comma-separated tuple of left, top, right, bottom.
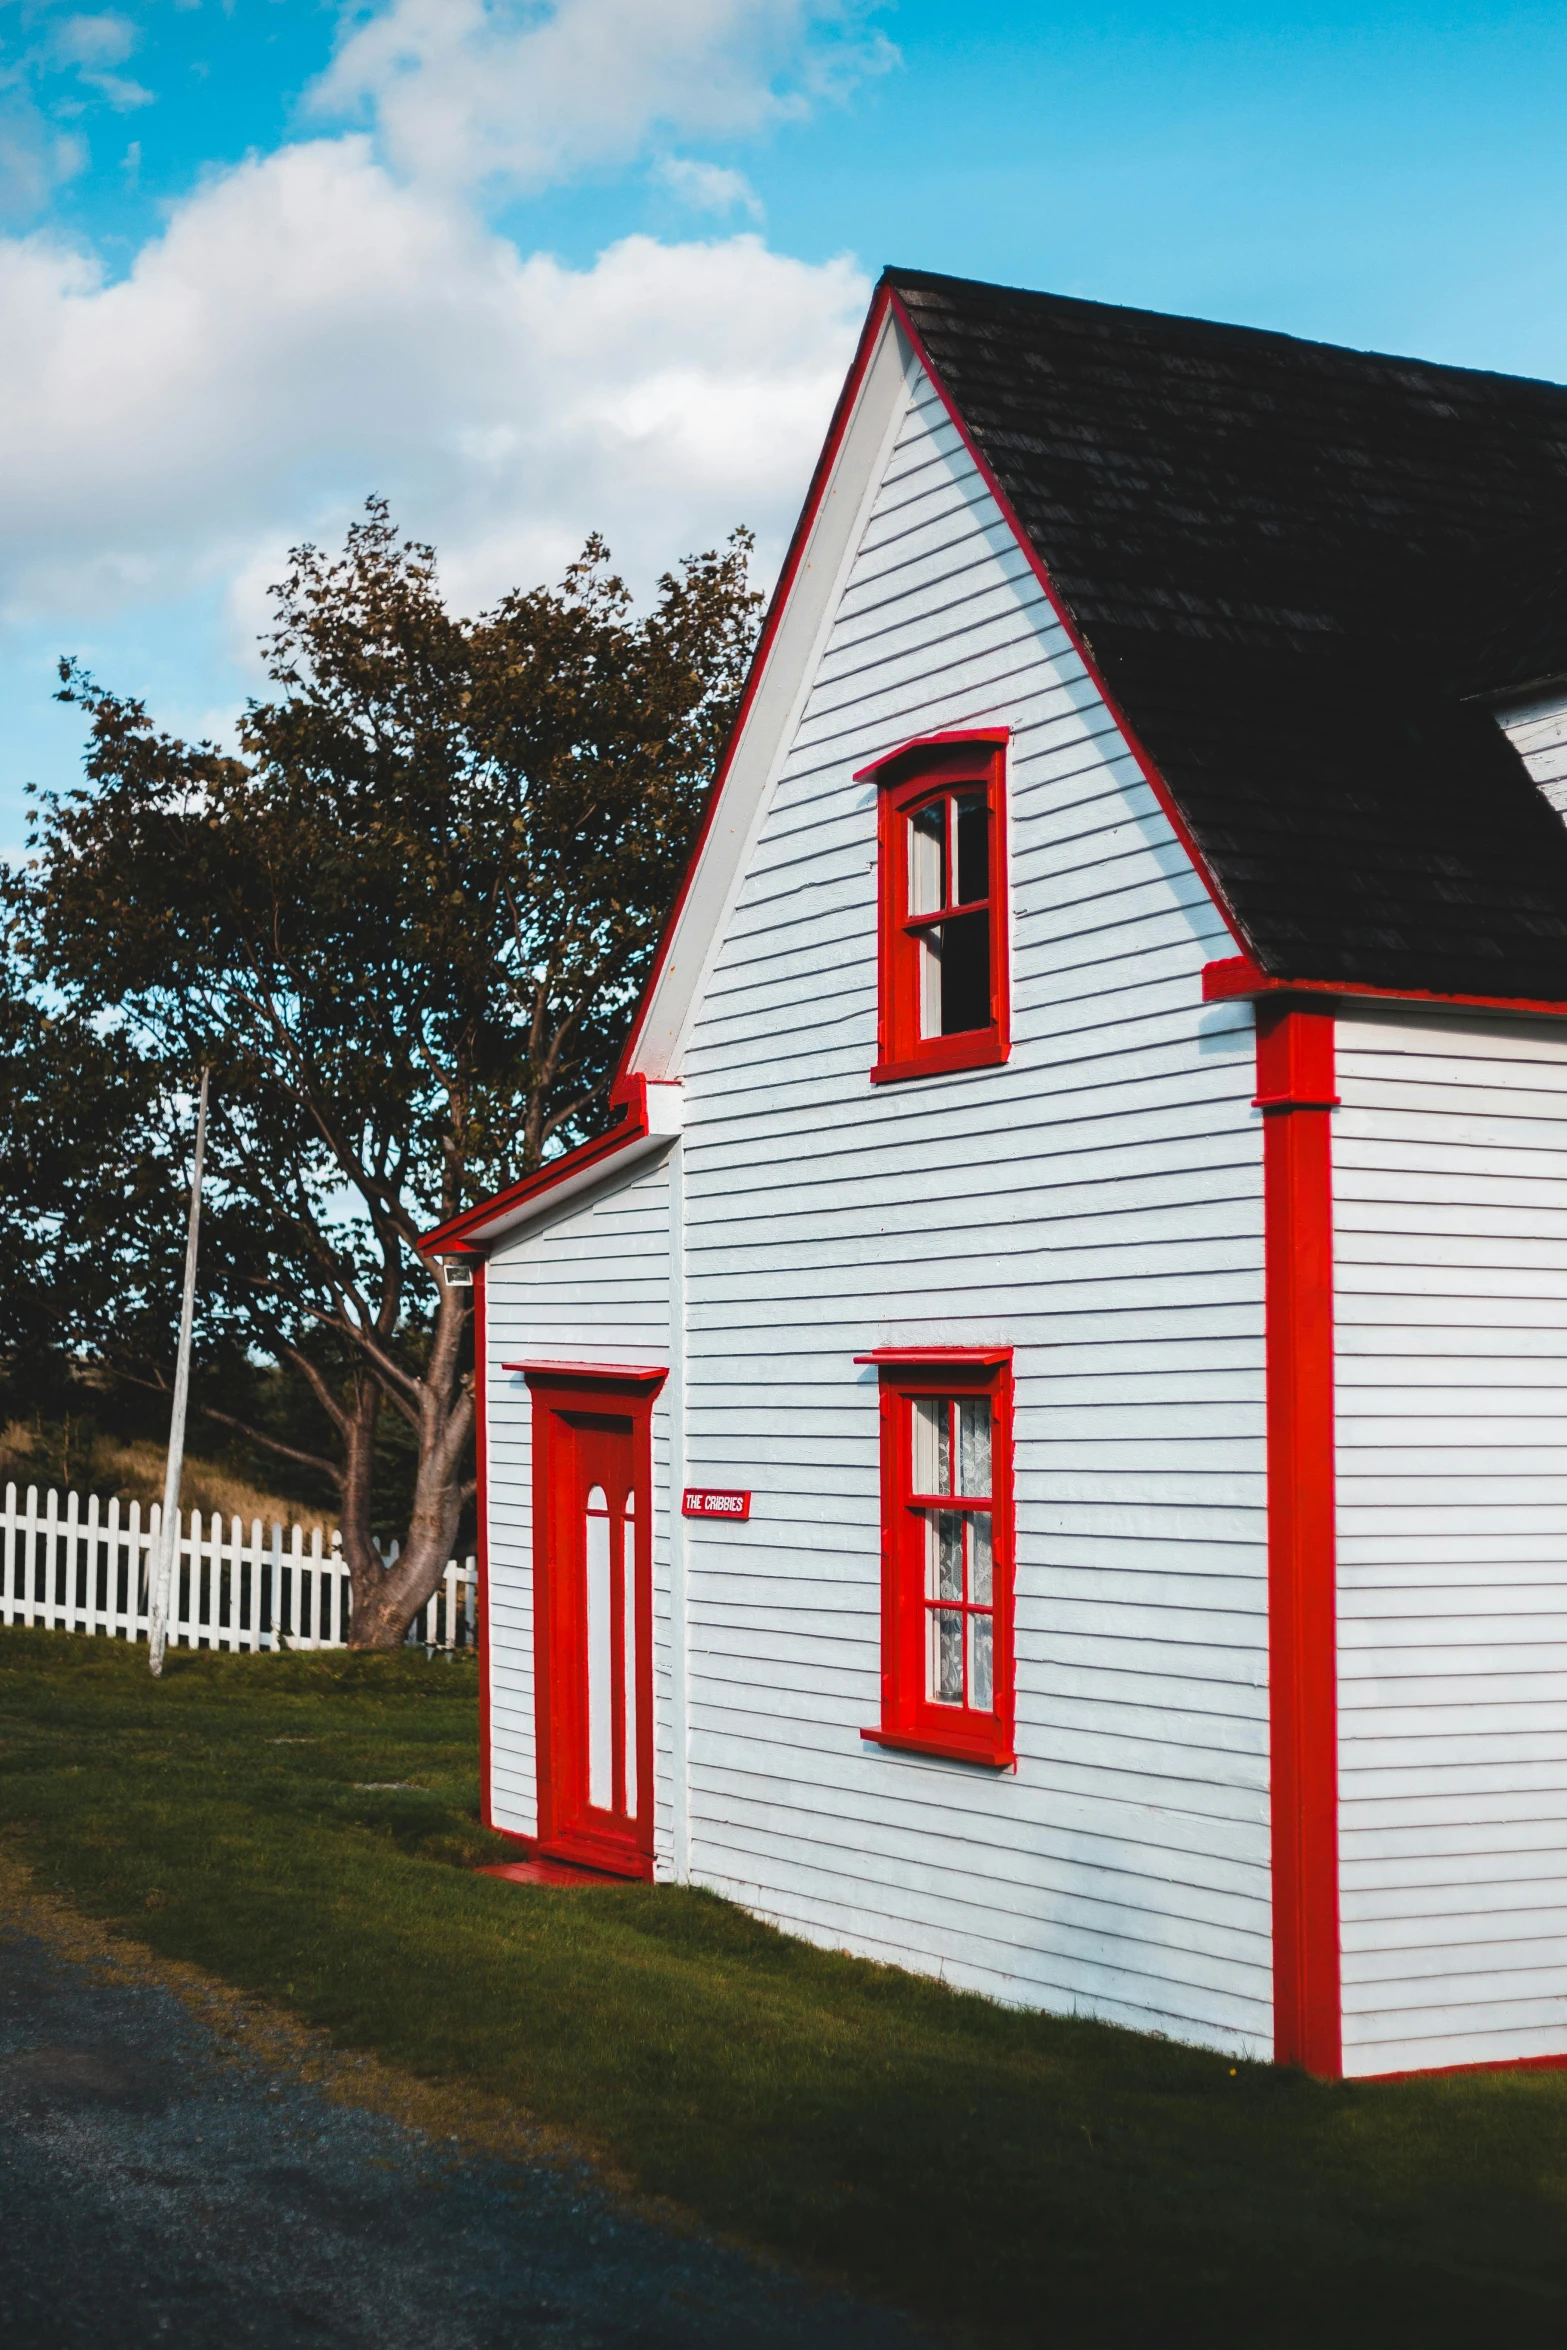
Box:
(0, 1880, 936, 2349)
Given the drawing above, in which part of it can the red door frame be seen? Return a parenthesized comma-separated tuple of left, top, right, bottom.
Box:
(524, 1364, 665, 1880)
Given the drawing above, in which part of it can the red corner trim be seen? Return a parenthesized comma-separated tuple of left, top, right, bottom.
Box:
(853, 726, 1010, 783)
(1206, 953, 1567, 1022)
(473, 1259, 495, 1833)
(1258, 1002, 1342, 2078)
(610, 287, 900, 1089)
(419, 1075, 664, 1259)
(884, 289, 1245, 954)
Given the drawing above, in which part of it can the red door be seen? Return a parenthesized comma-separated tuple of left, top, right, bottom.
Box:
(530, 1378, 657, 1877)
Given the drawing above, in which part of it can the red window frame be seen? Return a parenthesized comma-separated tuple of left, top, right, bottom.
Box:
(861, 731, 1010, 1084)
(858, 1348, 1016, 1768)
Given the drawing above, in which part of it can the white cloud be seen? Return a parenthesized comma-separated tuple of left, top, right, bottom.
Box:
(52, 13, 138, 70)
(0, 135, 869, 647)
(49, 10, 152, 109)
(0, 88, 86, 222)
(657, 155, 763, 218)
(312, 0, 895, 193)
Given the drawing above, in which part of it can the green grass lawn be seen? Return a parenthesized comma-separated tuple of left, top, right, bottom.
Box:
(2, 1627, 1565, 2348)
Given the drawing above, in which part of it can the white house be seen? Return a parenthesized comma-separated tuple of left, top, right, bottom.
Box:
(423, 268, 1567, 2083)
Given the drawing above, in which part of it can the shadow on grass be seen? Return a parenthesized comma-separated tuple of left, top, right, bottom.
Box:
(1, 1627, 1565, 2348)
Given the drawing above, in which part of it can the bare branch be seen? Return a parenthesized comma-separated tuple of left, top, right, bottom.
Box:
(278, 1344, 352, 1440)
(198, 1403, 342, 1492)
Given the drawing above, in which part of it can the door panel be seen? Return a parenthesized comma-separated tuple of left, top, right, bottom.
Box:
(536, 1401, 653, 1876)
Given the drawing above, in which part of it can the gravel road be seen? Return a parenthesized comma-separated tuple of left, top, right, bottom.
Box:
(0, 1924, 934, 2350)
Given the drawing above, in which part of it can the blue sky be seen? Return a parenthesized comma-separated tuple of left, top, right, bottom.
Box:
(4, 0, 1567, 846)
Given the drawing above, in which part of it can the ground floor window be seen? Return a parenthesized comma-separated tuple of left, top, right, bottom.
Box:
(858, 1348, 1015, 1767)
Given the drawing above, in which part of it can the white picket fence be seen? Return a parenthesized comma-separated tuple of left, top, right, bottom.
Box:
(0, 1482, 476, 1654)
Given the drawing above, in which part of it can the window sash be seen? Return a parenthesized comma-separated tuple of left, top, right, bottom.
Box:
(873, 742, 1009, 1083)
(904, 790, 990, 926)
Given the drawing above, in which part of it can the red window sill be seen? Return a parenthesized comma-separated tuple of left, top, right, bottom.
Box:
(871, 1030, 1009, 1086)
(861, 1725, 1016, 1771)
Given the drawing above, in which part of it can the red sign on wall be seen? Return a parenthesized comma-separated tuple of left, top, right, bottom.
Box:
(682, 1488, 751, 1521)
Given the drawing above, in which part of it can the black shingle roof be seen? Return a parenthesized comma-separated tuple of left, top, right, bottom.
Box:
(888, 267, 1567, 998)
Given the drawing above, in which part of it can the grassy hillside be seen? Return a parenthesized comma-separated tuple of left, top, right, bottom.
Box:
(0, 1423, 331, 1534)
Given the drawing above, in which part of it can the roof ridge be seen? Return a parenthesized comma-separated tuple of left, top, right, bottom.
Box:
(881, 264, 1567, 397)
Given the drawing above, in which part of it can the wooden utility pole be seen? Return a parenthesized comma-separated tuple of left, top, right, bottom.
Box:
(149, 1068, 210, 1679)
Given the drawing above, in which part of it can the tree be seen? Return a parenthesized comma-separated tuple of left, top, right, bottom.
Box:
(0, 926, 181, 1419)
(19, 502, 761, 1645)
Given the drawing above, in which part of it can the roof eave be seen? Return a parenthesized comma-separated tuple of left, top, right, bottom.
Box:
(419, 1077, 683, 1260)
(1203, 952, 1567, 1023)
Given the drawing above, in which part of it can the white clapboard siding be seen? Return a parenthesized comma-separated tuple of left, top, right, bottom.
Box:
(1335, 1010, 1567, 2075)
(1497, 689, 1567, 819)
(670, 360, 1271, 2054)
(484, 1150, 674, 1847)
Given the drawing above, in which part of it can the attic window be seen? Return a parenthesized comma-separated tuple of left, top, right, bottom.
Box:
(863, 735, 1010, 1083)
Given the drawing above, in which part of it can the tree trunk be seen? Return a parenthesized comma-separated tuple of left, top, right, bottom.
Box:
(345, 1282, 475, 1649)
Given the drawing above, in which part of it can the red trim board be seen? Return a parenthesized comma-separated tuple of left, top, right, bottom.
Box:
(860, 1726, 1014, 1770)
(1361, 2048, 1567, 2085)
(1206, 952, 1567, 1023)
(1257, 1003, 1342, 2077)
(473, 1259, 495, 1835)
(855, 1346, 1014, 1367)
(853, 726, 1010, 783)
(420, 1074, 669, 1259)
(611, 288, 900, 1090)
(883, 289, 1246, 958)
(609, 283, 1243, 1110)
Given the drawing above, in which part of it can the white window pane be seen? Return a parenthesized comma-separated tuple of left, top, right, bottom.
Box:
(585, 1487, 612, 1810)
(954, 791, 988, 905)
(970, 1611, 994, 1713)
(957, 1397, 991, 1497)
(919, 928, 943, 1038)
(911, 1397, 948, 1495)
(621, 1503, 636, 1819)
(909, 799, 946, 914)
(929, 1607, 964, 1705)
(925, 1509, 964, 1601)
(969, 1510, 993, 1605)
